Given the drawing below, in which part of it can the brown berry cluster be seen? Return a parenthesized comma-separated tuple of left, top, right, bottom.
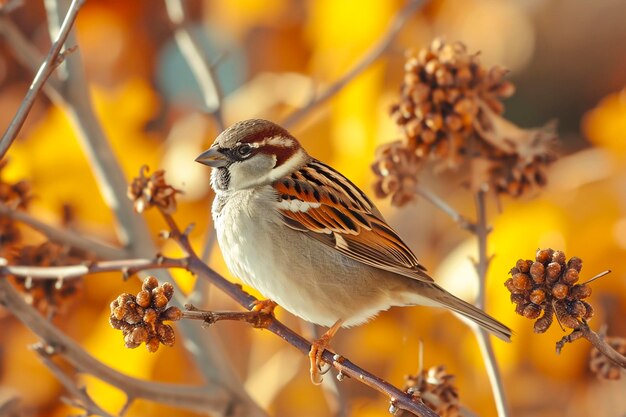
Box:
(590, 337, 626, 380)
(401, 365, 459, 417)
(390, 39, 514, 162)
(127, 166, 180, 214)
(371, 140, 421, 206)
(109, 276, 182, 352)
(0, 159, 31, 251)
(505, 249, 593, 333)
(373, 38, 557, 205)
(9, 242, 89, 316)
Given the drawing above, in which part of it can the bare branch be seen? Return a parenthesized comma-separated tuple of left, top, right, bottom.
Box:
(0, 256, 187, 280)
(282, 0, 425, 129)
(32, 344, 116, 417)
(164, 0, 225, 131)
(470, 187, 510, 417)
(414, 185, 475, 231)
(0, 0, 84, 159)
(556, 322, 626, 369)
(0, 203, 127, 260)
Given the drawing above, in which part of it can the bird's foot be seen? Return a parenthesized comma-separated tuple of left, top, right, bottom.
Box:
(249, 299, 277, 315)
(308, 319, 344, 385)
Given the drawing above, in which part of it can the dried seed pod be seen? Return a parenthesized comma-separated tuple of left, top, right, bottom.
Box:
(109, 276, 180, 352)
(552, 283, 568, 300)
(562, 268, 579, 284)
(529, 262, 545, 283)
(546, 262, 562, 282)
(570, 284, 592, 299)
(536, 248, 554, 264)
(128, 166, 181, 214)
(523, 304, 541, 319)
(529, 289, 545, 305)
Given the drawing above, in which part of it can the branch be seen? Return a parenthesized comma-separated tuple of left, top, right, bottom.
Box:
(0, 203, 127, 260)
(0, 0, 84, 159)
(556, 322, 626, 369)
(0, 277, 242, 417)
(32, 343, 116, 417)
(414, 185, 475, 232)
(0, 256, 187, 280)
(164, 0, 225, 131)
(281, 0, 425, 129)
(470, 187, 509, 417)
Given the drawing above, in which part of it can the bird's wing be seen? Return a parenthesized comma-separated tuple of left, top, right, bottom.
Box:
(273, 159, 433, 283)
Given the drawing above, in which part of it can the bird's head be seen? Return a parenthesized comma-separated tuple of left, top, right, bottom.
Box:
(196, 119, 309, 191)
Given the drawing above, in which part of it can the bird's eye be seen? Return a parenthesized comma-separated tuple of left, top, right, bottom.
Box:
(237, 144, 252, 157)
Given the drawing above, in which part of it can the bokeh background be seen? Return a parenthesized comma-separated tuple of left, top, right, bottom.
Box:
(1, 0, 626, 416)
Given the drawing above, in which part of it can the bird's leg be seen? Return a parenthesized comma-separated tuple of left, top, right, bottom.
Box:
(309, 319, 344, 385)
(249, 299, 278, 315)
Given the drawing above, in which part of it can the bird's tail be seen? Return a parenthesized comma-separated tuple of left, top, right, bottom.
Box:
(407, 282, 512, 342)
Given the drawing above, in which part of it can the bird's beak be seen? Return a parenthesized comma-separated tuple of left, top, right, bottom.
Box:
(195, 147, 229, 168)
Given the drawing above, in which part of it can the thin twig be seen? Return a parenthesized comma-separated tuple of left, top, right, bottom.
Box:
(0, 0, 84, 159)
(281, 0, 425, 129)
(32, 343, 116, 417)
(0, 256, 187, 280)
(164, 0, 225, 131)
(415, 185, 475, 231)
(471, 187, 510, 417)
(0, 15, 64, 100)
(0, 203, 127, 260)
(556, 322, 626, 369)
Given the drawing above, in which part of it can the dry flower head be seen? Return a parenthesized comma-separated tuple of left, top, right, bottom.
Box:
(373, 38, 557, 206)
(109, 276, 182, 352)
(402, 365, 459, 417)
(505, 248, 593, 333)
(127, 166, 181, 214)
(8, 242, 90, 316)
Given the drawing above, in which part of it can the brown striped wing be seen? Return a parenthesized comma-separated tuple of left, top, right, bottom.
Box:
(273, 159, 433, 283)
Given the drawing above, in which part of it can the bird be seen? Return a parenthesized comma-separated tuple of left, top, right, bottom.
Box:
(195, 119, 511, 384)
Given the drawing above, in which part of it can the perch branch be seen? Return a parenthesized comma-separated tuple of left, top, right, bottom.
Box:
(281, 0, 425, 129)
(0, 0, 84, 159)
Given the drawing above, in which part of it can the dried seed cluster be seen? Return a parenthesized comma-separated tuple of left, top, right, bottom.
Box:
(402, 365, 459, 417)
(372, 38, 557, 206)
(590, 337, 626, 380)
(9, 242, 88, 316)
(109, 276, 182, 352)
(127, 166, 180, 214)
(0, 159, 30, 251)
(371, 140, 421, 206)
(391, 38, 514, 163)
(505, 249, 593, 333)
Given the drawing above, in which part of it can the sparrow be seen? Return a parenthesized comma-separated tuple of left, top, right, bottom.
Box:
(196, 119, 511, 384)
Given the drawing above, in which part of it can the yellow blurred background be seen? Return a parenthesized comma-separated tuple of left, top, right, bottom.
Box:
(1, 0, 626, 416)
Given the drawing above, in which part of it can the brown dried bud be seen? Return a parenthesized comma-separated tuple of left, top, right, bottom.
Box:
(529, 289, 546, 305)
(570, 284, 592, 300)
(143, 308, 157, 326)
(567, 257, 583, 272)
(146, 337, 160, 353)
(546, 262, 562, 282)
(161, 282, 174, 301)
(551, 250, 566, 265)
(523, 304, 541, 319)
(142, 276, 159, 291)
(371, 141, 422, 207)
(136, 290, 151, 308)
(157, 323, 176, 347)
(163, 306, 182, 321)
(530, 262, 545, 283)
(152, 290, 168, 309)
(562, 268, 579, 285)
(552, 283, 568, 300)
(515, 259, 532, 273)
(512, 273, 532, 291)
(536, 248, 554, 264)
(534, 314, 553, 334)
